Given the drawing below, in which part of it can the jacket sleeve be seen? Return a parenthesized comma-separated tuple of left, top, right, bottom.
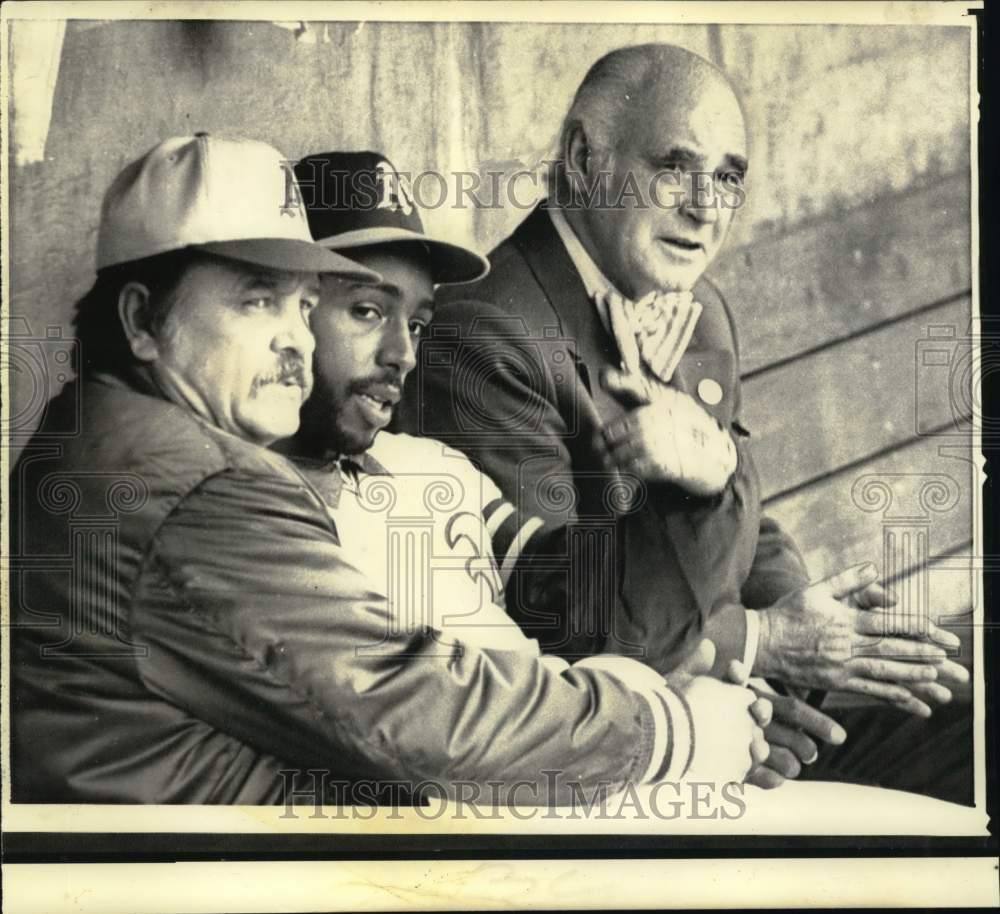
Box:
(130, 466, 691, 801)
(740, 515, 811, 610)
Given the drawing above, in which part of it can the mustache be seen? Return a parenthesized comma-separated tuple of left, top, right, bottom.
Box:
(349, 372, 404, 400)
(251, 356, 309, 394)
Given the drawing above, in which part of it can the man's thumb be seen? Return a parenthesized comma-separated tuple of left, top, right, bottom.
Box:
(673, 639, 716, 679)
(601, 367, 650, 409)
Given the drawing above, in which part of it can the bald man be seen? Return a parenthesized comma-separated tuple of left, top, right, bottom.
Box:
(402, 43, 971, 801)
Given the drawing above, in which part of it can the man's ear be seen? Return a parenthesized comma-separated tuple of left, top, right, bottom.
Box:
(117, 282, 160, 362)
(562, 119, 594, 190)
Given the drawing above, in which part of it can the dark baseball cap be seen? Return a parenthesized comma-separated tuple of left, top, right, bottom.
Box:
(293, 151, 489, 285)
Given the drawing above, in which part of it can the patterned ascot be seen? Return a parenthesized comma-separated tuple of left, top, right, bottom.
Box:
(599, 288, 738, 493)
(602, 289, 703, 398)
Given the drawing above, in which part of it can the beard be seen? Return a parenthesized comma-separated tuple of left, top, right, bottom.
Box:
(299, 373, 391, 457)
(330, 410, 377, 456)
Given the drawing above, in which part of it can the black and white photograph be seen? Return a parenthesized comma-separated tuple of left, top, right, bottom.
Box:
(2, 2, 997, 910)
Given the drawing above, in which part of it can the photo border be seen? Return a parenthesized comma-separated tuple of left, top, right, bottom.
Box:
(2, 1, 997, 909)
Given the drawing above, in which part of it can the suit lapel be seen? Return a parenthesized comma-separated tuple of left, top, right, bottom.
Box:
(656, 306, 739, 616)
(512, 206, 628, 425)
(672, 349, 736, 425)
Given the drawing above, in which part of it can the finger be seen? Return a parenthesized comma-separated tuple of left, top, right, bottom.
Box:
(600, 367, 651, 409)
(601, 416, 633, 446)
(870, 638, 948, 663)
(747, 764, 786, 790)
(606, 450, 660, 482)
(926, 622, 962, 650)
(855, 611, 960, 649)
(849, 581, 897, 609)
(603, 435, 643, 465)
(850, 629, 949, 662)
(630, 457, 661, 482)
(887, 693, 935, 717)
(604, 439, 661, 476)
(762, 745, 802, 780)
(725, 658, 749, 687)
(593, 430, 612, 459)
(672, 639, 716, 679)
(935, 658, 970, 688)
(750, 726, 770, 768)
(749, 696, 772, 727)
(841, 676, 933, 717)
(843, 656, 940, 683)
(764, 722, 820, 764)
(766, 694, 847, 746)
(906, 680, 953, 705)
(822, 562, 880, 600)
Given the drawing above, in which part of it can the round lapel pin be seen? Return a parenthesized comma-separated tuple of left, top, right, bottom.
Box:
(697, 378, 723, 406)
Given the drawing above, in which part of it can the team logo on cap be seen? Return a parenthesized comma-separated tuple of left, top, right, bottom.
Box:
(374, 160, 415, 216)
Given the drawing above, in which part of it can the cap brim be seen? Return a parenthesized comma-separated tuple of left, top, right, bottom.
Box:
(314, 227, 489, 285)
(196, 238, 381, 282)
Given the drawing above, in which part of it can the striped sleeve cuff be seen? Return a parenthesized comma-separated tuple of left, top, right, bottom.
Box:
(650, 686, 695, 782)
(484, 496, 546, 585)
(635, 689, 670, 784)
(572, 655, 695, 784)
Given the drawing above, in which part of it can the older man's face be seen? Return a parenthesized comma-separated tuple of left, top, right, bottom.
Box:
(151, 256, 318, 444)
(582, 75, 747, 298)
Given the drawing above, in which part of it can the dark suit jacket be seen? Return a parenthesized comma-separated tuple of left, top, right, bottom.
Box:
(398, 204, 809, 674)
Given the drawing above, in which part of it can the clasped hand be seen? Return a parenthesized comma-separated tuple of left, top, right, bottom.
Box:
(599, 367, 737, 497)
(666, 640, 772, 785)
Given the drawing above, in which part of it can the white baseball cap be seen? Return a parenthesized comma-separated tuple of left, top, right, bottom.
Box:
(95, 133, 380, 282)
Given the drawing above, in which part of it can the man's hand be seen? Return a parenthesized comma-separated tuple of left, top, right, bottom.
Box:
(599, 368, 737, 497)
(756, 563, 960, 716)
(667, 640, 770, 784)
(847, 586, 972, 706)
(894, 657, 971, 706)
(743, 690, 848, 789)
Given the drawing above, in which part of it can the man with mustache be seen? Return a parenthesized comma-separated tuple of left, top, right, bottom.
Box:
(402, 44, 971, 801)
(10, 136, 767, 804)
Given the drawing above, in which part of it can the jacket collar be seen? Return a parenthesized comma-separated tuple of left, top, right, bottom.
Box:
(546, 204, 622, 303)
